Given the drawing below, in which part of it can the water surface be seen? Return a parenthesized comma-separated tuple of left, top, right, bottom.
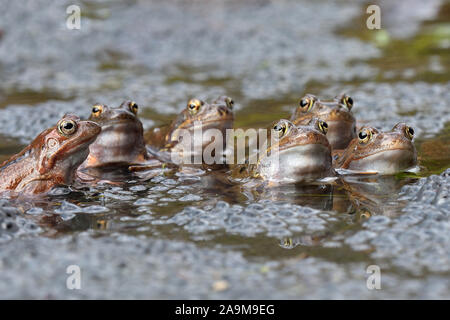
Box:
(0, 0, 449, 299)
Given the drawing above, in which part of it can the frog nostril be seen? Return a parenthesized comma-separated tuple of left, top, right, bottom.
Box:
(218, 106, 228, 116)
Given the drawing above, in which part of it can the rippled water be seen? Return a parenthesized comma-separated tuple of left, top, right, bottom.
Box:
(0, 0, 449, 299)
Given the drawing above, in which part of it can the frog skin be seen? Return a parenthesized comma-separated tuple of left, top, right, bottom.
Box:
(0, 114, 101, 196)
(232, 118, 333, 184)
(291, 93, 356, 150)
(79, 101, 151, 170)
(147, 96, 234, 164)
(333, 123, 418, 174)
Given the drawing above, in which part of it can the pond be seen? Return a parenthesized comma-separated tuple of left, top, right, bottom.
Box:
(0, 0, 449, 299)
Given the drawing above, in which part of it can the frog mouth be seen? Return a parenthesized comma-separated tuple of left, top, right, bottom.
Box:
(59, 121, 100, 153)
(46, 123, 100, 170)
(316, 111, 355, 123)
(103, 115, 140, 126)
(172, 119, 233, 136)
(348, 148, 417, 174)
(100, 118, 144, 138)
(353, 146, 416, 161)
(70, 133, 99, 151)
(185, 118, 234, 130)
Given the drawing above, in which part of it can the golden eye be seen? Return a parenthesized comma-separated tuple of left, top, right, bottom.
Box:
(341, 94, 353, 110)
(225, 97, 234, 109)
(299, 95, 315, 112)
(405, 126, 414, 140)
(187, 99, 203, 115)
(91, 104, 104, 117)
(57, 119, 77, 137)
(318, 120, 328, 134)
(273, 121, 289, 139)
(358, 128, 372, 144)
(129, 101, 138, 114)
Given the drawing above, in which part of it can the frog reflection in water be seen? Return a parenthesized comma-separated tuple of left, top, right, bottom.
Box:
(0, 114, 101, 196)
(232, 118, 333, 185)
(333, 123, 418, 175)
(333, 175, 418, 219)
(291, 94, 356, 150)
(146, 96, 234, 164)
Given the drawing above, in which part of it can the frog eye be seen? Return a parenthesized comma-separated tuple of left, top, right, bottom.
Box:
(57, 119, 77, 137)
(317, 120, 328, 134)
(358, 128, 372, 144)
(187, 99, 203, 115)
(129, 101, 138, 114)
(225, 97, 234, 109)
(298, 96, 315, 112)
(91, 104, 104, 117)
(405, 126, 414, 140)
(341, 94, 354, 110)
(273, 121, 289, 139)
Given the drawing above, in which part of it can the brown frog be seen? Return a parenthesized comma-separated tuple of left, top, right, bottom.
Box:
(79, 101, 151, 170)
(0, 114, 101, 196)
(232, 118, 333, 184)
(333, 123, 418, 174)
(291, 93, 356, 150)
(147, 96, 234, 164)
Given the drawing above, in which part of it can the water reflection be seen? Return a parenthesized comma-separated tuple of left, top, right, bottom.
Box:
(336, 174, 417, 218)
(277, 174, 418, 252)
(20, 169, 419, 259)
(243, 183, 335, 211)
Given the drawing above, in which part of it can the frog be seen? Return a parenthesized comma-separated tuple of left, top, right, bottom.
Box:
(231, 118, 333, 185)
(79, 100, 151, 170)
(333, 122, 418, 174)
(146, 96, 234, 165)
(0, 114, 101, 196)
(291, 93, 356, 150)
